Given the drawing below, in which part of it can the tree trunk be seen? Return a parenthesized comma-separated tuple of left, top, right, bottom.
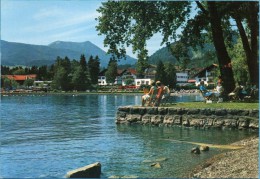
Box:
(248, 2, 259, 86)
(207, 1, 235, 93)
(235, 17, 258, 86)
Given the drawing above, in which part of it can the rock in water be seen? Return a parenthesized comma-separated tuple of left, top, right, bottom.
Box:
(200, 145, 209, 151)
(191, 147, 201, 154)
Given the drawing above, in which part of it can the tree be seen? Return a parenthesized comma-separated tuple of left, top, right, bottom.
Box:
(88, 55, 100, 85)
(105, 58, 118, 84)
(24, 79, 34, 89)
(224, 2, 259, 86)
(38, 65, 48, 80)
(155, 60, 167, 85)
(1, 66, 11, 75)
(52, 56, 72, 91)
(12, 68, 26, 75)
(71, 66, 88, 91)
(164, 62, 176, 89)
(52, 66, 67, 90)
(229, 38, 249, 84)
(96, 1, 258, 93)
(97, 1, 190, 80)
(80, 54, 87, 72)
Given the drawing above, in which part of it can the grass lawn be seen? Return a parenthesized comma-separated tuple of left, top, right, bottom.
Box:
(166, 102, 259, 110)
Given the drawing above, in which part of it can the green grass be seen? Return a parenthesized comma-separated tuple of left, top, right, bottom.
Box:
(165, 102, 259, 110)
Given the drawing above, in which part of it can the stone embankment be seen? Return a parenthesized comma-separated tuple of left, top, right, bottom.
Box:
(116, 106, 259, 129)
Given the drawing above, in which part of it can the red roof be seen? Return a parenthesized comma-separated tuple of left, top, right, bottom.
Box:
(188, 79, 196, 83)
(127, 68, 137, 75)
(2, 74, 37, 81)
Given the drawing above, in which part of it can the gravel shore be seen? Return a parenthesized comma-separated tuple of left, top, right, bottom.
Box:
(187, 135, 259, 178)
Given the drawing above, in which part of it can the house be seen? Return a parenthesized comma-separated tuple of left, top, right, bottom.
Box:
(98, 69, 129, 86)
(192, 64, 218, 86)
(144, 65, 156, 80)
(176, 71, 189, 83)
(1, 74, 37, 85)
(98, 69, 108, 86)
(121, 68, 137, 86)
(134, 78, 152, 88)
(33, 81, 52, 88)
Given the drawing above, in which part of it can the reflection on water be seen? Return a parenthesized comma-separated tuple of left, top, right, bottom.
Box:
(0, 94, 256, 178)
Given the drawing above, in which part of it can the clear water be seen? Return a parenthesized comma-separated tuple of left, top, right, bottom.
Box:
(0, 94, 256, 178)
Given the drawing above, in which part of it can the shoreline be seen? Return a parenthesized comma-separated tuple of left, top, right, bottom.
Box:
(185, 135, 259, 178)
(0, 91, 201, 96)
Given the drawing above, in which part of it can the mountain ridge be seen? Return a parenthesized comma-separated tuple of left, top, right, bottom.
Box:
(1, 40, 137, 67)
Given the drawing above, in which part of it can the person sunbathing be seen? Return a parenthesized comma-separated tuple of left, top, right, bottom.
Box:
(141, 82, 158, 106)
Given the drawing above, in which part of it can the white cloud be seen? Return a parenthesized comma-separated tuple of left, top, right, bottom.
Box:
(33, 7, 65, 20)
(49, 23, 97, 40)
(23, 10, 99, 33)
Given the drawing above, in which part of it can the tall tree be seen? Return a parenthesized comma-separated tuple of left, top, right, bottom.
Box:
(105, 58, 118, 84)
(155, 60, 167, 85)
(88, 55, 100, 85)
(71, 66, 88, 91)
(52, 66, 67, 90)
(207, 1, 235, 93)
(225, 2, 259, 86)
(80, 54, 87, 72)
(52, 56, 72, 91)
(96, 1, 258, 93)
(38, 65, 48, 80)
(164, 62, 176, 89)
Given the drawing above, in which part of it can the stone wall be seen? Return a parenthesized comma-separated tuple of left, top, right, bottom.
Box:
(116, 106, 259, 130)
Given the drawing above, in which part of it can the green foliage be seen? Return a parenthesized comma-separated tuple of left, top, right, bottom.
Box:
(2, 77, 19, 90)
(12, 68, 26, 75)
(164, 62, 177, 89)
(105, 58, 118, 84)
(96, 1, 191, 60)
(97, 1, 259, 93)
(2, 77, 11, 89)
(23, 79, 34, 88)
(124, 78, 134, 86)
(228, 38, 249, 84)
(52, 66, 67, 90)
(71, 66, 89, 91)
(88, 55, 100, 85)
(155, 60, 167, 84)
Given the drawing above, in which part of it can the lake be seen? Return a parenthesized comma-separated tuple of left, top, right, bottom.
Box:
(0, 94, 256, 178)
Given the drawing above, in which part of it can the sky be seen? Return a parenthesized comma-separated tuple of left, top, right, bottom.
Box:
(1, 0, 169, 58)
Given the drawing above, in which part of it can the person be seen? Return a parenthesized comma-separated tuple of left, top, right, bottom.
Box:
(161, 84, 171, 103)
(217, 75, 223, 86)
(154, 81, 164, 106)
(215, 82, 224, 103)
(141, 82, 158, 106)
(199, 81, 214, 100)
(228, 82, 244, 100)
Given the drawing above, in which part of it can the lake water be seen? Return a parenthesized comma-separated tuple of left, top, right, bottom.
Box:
(0, 94, 256, 178)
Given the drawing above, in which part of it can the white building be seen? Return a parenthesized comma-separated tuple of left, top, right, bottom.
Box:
(134, 79, 152, 88)
(192, 64, 218, 86)
(176, 72, 189, 83)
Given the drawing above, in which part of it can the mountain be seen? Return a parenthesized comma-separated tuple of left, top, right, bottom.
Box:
(1, 40, 137, 67)
(148, 46, 177, 65)
(148, 42, 217, 68)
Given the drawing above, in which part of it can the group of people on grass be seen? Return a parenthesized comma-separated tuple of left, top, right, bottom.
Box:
(199, 75, 258, 102)
(228, 82, 258, 101)
(141, 81, 170, 107)
(199, 76, 224, 103)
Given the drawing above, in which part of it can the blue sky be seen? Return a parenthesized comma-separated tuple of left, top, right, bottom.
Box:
(1, 0, 168, 58)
